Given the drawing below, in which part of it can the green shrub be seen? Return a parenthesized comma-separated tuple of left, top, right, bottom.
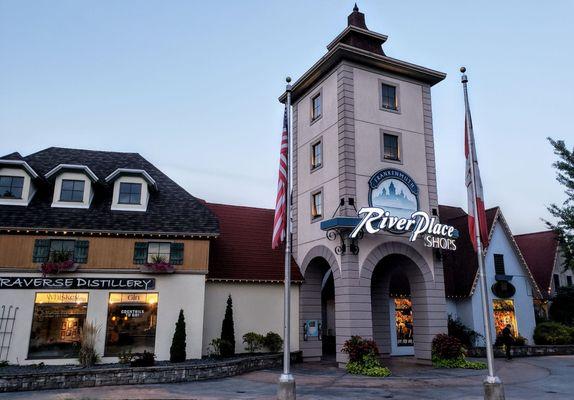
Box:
(345, 354, 391, 377)
(220, 295, 236, 357)
(170, 309, 187, 362)
(117, 349, 135, 364)
(208, 338, 233, 358)
(448, 315, 482, 348)
(549, 287, 574, 326)
(264, 332, 283, 353)
(431, 334, 464, 360)
(533, 322, 574, 345)
(243, 332, 265, 353)
(130, 351, 155, 367)
(341, 335, 379, 363)
(432, 356, 486, 369)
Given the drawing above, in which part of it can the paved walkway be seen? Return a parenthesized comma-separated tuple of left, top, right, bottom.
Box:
(0, 356, 572, 399)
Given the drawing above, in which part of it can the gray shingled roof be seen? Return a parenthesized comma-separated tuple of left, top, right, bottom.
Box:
(0, 147, 219, 236)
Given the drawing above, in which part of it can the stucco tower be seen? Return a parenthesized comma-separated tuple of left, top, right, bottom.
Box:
(281, 6, 447, 365)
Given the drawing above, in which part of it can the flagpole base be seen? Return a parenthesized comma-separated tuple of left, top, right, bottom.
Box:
(483, 376, 505, 400)
(277, 373, 296, 400)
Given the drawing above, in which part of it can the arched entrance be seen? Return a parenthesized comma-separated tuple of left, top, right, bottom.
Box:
(299, 246, 339, 361)
(363, 242, 447, 361)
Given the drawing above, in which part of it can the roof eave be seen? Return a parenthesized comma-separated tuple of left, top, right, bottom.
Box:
(279, 43, 446, 103)
(0, 159, 39, 179)
(45, 164, 99, 182)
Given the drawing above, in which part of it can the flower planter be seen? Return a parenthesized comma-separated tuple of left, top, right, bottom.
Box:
(140, 262, 175, 274)
(39, 260, 78, 275)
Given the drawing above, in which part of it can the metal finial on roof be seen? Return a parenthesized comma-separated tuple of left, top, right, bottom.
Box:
(353, 3, 359, 12)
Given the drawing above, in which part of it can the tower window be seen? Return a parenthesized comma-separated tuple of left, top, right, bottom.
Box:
(311, 190, 323, 221)
(494, 254, 506, 275)
(381, 83, 398, 111)
(311, 92, 322, 121)
(311, 140, 323, 170)
(383, 133, 400, 161)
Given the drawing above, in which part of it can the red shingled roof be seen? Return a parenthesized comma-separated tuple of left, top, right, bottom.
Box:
(206, 203, 302, 282)
(439, 205, 499, 298)
(515, 231, 558, 298)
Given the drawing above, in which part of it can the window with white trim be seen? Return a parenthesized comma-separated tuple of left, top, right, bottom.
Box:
(60, 179, 85, 202)
(0, 176, 24, 198)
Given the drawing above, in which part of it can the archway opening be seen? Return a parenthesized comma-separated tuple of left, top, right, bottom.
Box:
(300, 256, 335, 361)
(371, 254, 421, 357)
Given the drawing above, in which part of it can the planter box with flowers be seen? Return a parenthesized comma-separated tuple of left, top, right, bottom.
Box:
(140, 255, 175, 274)
(39, 251, 78, 276)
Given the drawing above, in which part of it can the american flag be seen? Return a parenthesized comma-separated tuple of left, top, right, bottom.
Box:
(465, 114, 489, 251)
(272, 106, 289, 249)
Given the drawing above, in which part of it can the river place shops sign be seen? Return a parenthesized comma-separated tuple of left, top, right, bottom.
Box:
(0, 277, 156, 290)
(350, 168, 458, 251)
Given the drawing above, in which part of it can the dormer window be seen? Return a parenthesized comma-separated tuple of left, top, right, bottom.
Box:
(47, 164, 98, 209)
(0, 160, 38, 206)
(0, 176, 24, 199)
(106, 168, 156, 212)
(119, 182, 142, 205)
(60, 180, 85, 202)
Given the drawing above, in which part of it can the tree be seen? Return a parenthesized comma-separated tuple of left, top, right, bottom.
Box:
(546, 138, 574, 271)
(549, 286, 574, 326)
(170, 309, 186, 362)
(220, 294, 235, 357)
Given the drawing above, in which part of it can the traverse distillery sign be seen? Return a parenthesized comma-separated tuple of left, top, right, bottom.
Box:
(350, 168, 458, 250)
(0, 277, 156, 290)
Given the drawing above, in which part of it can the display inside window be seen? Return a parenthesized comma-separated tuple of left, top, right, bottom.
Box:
(394, 298, 413, 346)
(49, 240, 75, 262)
(383, 134, 399, 161)
(28, 293, 88, 359)
(119, 182, 142, 204)
(381, 83, 397, 110)
(311, 93, 322, 120)
(60, 179, 85, 202)
(147, 243, 171, 263)
(311, 191, 323, 219)
(105, 293, 158, 356)
(311, 141, 322, 169)
(0, 175, 24, 198)
(493, 299, 518, 336)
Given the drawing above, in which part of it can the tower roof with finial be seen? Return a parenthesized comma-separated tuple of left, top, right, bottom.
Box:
(327, 4, 387, 55)
(279, 4, 446, 103)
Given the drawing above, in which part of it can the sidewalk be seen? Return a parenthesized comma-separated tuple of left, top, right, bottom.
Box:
(0, 355, 571, 399)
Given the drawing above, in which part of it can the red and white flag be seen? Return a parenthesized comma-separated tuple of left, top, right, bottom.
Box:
(465, 115, 489, 251)
(272, 107, 289, 249)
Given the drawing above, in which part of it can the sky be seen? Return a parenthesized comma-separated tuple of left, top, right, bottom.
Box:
(0, 0, 572, 234)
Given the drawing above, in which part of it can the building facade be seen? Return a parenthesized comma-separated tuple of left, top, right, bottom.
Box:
(283, 6, 448, 364)
(442, 206, 540, 345)
(0, 147, 218, 364)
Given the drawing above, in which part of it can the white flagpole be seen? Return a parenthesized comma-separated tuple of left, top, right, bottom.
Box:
(278, 76, 296, 400)
(461, 67, 504, 399)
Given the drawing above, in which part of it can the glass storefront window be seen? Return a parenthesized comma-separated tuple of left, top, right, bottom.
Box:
(28, 292, 88, 359)
(394, 298, 414, 347)
(493, 299, 518, 336)
(105, 293, 158, 356)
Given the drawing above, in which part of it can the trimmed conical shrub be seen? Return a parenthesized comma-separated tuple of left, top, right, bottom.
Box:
(170, 309, 186, 362)
(220, 294, 236, 357)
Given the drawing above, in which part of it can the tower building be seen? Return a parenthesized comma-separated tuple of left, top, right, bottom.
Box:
(280, 5, 447, 364)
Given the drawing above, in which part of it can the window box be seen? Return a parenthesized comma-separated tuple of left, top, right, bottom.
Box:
(140, 261, 175, 274)
(39, 260, 78, 276)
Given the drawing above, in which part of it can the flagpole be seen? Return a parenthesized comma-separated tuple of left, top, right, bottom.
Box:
(278, 76, 296, 400)
(461, 67, 505, 400)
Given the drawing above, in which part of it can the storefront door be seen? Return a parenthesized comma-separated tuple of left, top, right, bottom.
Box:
(389, 298, 414, 356)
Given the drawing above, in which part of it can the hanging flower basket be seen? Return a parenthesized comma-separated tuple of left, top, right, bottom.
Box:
(140, 261, 175, 274)
(39, 260, 78, 276)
